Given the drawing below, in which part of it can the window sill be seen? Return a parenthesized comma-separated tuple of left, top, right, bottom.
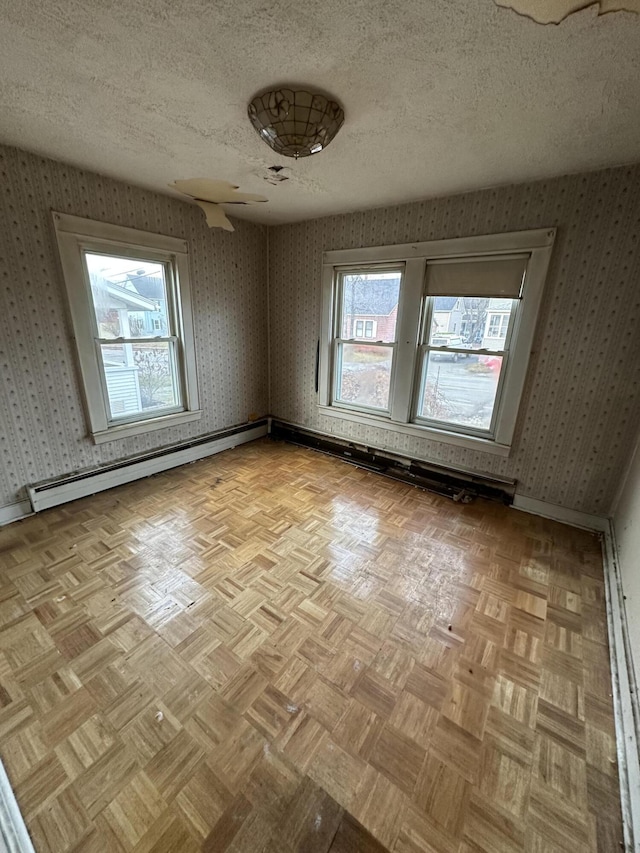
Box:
(318, 405, 511, 457)
(91, 410, 203, 445)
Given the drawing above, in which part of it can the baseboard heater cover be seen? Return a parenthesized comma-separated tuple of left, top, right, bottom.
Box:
(270, 420, 515, 504)
(28, 420, 268, 513)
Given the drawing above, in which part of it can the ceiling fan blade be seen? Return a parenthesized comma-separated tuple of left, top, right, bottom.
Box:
(223, 192, 269, 205)
(170, 178, 267, 205)
(193, 200, 235, 232)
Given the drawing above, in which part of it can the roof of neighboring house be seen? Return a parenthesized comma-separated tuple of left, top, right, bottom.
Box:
(128, 274, 165, 302)
(91, 275, 156, 311)
(434, 297, 459, 311)
(345, 279, 399, 316)
(487, 298, 512, 311)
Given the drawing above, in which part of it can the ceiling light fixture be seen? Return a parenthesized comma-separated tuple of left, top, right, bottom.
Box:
(248, 88, 344, 159)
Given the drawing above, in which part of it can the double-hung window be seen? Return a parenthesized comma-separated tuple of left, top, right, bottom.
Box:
(53, 213, 201, 444)
(334, 269, 401, 411)
(319, 229, 556, 455)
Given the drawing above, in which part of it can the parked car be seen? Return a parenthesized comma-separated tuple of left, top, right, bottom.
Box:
(431, 335, 469, 362)
(478, 354, 502, 374)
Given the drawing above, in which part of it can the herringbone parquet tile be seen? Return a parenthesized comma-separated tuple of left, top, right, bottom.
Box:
(0, 439, 624, 851)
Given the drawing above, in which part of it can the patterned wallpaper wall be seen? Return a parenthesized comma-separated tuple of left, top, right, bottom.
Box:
(0, 144, 269, 509)
(2, 144, 639, 517)
(269, 165, 640, 515)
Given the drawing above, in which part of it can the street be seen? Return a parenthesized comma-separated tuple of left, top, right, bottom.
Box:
(422, 356, 501, 429)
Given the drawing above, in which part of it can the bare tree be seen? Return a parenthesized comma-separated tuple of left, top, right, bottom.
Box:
(134, 347, 170, 406)
(461, 297, 489, 344)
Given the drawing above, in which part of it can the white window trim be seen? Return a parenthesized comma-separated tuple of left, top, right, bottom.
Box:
(53, 212, 201, 444)
(318, 228, 556, 457)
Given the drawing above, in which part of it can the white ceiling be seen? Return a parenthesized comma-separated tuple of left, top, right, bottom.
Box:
(0, 0, 638, 225)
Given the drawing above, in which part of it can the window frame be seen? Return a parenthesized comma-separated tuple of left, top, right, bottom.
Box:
(53, 212, 201, 444)
(318, 228, 556, 457)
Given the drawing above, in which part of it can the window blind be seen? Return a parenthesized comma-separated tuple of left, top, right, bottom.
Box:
(425, 254, 528, 298)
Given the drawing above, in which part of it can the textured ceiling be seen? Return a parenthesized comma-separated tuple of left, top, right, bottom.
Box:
(0, 0, 639, 224)
(496, 0, 640, 23)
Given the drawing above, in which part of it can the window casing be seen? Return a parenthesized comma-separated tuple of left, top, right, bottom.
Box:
(318, 229, 556, 456)
(53, 213, 201, 444)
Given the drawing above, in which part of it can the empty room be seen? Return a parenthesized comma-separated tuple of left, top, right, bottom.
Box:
(0, 1, 639, 851)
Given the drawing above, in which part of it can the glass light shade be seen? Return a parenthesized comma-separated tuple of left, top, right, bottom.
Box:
(248, 89, 344, 159)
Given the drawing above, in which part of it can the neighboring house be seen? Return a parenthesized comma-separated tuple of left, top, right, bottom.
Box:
(343, 285, 465, 341)
(343, 278, 399, 340)
(481, 298, 512, 348)
(124, 271, 168, 336)
(432, 297, 464, 335)
(90, 273, 160, 417)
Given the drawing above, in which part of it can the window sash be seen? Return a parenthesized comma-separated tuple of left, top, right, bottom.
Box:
(331, 265, 404, 414)
(81, 249, 188, 427)
(332, 340, 396, 414)
(413, 347, 510, 438)
(412, 296, 517, 438)
(96, 336, 177, 345)
(96, 337, 185, 425)
(82, 249, 179, 340)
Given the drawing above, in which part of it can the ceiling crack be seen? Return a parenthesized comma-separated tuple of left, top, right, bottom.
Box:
(494, 0, 640, 24)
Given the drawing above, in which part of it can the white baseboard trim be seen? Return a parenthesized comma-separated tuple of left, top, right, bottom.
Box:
(511, 494, 609, 532)
(26, 422, 268, 514)
(0, 759, 35, 852)
(0, 501, 33, 528)
(602, 521, 640, 853)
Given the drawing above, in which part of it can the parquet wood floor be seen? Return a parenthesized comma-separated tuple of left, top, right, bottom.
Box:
(0, 439, 624, 852)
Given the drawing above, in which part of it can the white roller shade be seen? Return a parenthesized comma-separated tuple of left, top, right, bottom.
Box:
(425, 254, 528, 298)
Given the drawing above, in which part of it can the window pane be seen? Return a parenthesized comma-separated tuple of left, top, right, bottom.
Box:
(418, 352, 503, 431)
(340, 272, 401, 342)
(100, 341, 181, 420)
(84, 253, 170, 339)
(430, 297, 515, 352)
(336, 343, 393, 410)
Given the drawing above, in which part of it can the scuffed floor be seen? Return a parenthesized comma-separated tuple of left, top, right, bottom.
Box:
(0, 440, 624, 851)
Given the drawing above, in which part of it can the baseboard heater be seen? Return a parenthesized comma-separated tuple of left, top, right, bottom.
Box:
(270, 420, 515, 504)
(27, 420, 268, 513)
